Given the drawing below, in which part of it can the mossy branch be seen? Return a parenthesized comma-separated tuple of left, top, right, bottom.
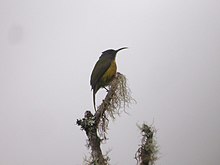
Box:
(77, 72, 134, 165)
(135, 123, 159, 165)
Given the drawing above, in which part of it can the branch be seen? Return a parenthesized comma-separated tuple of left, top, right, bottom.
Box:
(76, 111, 106, 164)
(77, 72, 134, 164)
(135, 123, 159, 165)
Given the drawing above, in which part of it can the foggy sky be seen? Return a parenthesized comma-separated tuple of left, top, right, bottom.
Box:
(0, 0, 220, 165)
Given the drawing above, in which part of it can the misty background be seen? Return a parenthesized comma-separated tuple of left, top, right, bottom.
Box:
(0, 0, 220, 164)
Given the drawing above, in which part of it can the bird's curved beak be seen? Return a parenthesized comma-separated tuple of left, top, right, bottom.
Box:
(116, 47, 128, 52)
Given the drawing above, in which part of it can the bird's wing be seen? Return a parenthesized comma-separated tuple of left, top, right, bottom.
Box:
(90, 58, 112, 89)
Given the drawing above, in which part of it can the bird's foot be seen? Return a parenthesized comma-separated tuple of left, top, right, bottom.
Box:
(104, 87, 109, 92)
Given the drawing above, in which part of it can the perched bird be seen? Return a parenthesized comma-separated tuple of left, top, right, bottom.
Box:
(90, 47, 127, 111)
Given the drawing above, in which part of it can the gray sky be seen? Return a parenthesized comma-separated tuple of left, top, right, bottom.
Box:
(0, 0, 220, 164)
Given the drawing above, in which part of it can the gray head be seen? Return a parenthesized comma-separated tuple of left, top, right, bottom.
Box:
(100, 47, 128, 59)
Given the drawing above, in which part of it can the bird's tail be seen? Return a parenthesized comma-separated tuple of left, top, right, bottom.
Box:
(93, 90, 97, 111)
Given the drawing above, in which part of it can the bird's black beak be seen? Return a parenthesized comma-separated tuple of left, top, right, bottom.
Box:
(116, 47, 128, 52)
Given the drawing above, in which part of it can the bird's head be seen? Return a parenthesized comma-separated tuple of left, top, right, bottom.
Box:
(100, 47, 128, 59)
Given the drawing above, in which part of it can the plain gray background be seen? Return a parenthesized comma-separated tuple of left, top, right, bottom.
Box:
(0, 0, 220, 164)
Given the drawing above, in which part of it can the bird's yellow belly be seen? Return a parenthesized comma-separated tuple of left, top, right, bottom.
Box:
(102, 60, 117, 85)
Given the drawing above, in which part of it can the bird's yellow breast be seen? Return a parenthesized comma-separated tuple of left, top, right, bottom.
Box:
(101, 60, 117, 85)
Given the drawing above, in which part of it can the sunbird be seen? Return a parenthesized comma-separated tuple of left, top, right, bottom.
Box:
(90, 47, 127, 111)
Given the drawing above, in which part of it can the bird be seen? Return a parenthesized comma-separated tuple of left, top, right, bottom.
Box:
(90, 47, 128, 111)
